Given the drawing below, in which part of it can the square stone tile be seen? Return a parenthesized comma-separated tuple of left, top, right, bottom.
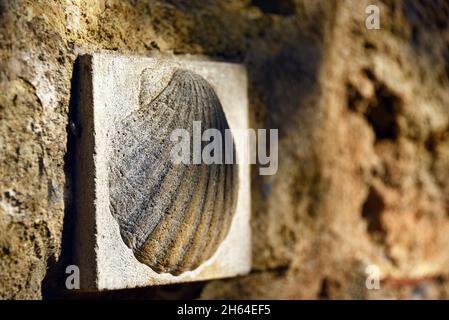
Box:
(73, 53, 251, 290)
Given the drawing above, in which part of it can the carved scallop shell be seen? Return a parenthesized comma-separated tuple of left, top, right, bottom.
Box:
(109, 68, 239, 275)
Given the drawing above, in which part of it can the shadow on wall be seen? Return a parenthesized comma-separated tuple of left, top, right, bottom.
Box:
(40, 58, 80, 299)
(40, 0, 324, 299)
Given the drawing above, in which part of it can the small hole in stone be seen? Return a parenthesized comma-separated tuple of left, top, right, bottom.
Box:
(346, 82, 364, 112)
(319, 277, 330, 299)
(362, 187, 386, 240)
(364, 84, 401, 141)
(364, 41, 376, 50)
(425, 134, 437, 153)
(251, 0, 296, 15)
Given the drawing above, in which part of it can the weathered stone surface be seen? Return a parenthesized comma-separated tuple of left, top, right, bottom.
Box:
(1, 0, 449, 299)
(74, 53, 250, 290)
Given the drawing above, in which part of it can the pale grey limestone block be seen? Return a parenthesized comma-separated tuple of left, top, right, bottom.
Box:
(74, 53, 251, 290)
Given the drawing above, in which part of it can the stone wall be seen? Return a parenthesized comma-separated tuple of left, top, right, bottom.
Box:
(1, 0, 449, 299)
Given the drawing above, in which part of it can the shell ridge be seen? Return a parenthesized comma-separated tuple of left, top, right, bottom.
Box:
(160, 75, 215, 271)
(119, 75, 196, 247)
(167, 80, 220, 271)
(109, 68, 239, 274)
(144, 71, 205, 261)
(176, 87, 228, 270)
(135, 75, 201, 267)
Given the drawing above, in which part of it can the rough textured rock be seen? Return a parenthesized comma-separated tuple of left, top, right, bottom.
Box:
(0, 0, 449, 299)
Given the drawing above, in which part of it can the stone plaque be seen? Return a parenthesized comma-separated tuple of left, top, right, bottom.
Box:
(73, 53, 251, 290)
